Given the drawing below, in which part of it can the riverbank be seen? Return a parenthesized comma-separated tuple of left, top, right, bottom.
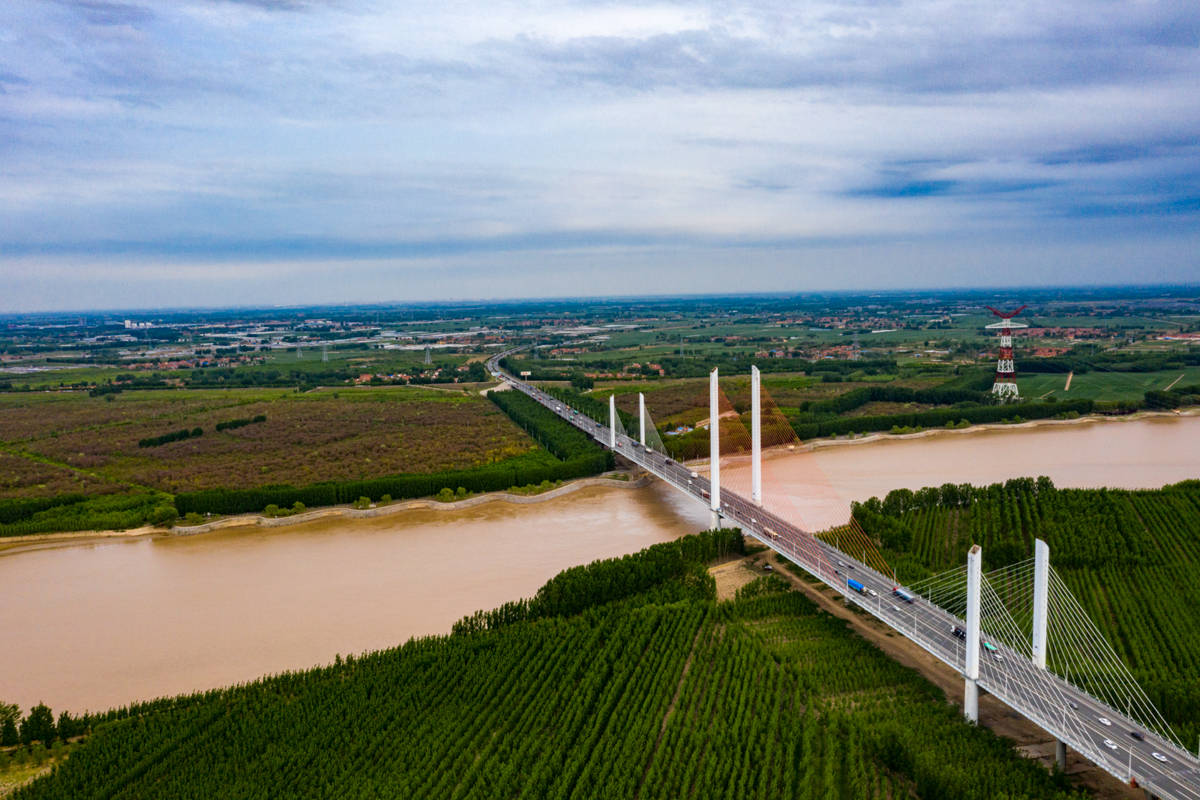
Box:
(0, 472, 648, 552)
(698, 407, 1200, 467)
(3, 408, 1195, 550)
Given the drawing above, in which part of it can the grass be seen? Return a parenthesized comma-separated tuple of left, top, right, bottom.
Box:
(1019, 367, 1200, 402)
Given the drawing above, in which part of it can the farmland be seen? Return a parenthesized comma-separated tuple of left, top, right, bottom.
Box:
(0, 388, 536, 496)
(11, 530, 1085, 800)
(1018, 367, 1200, 403)
(855, 478, 1200, 746)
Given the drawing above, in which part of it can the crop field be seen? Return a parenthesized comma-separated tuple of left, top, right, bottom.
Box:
(0, 346, 472, 390)
(14, 532, 1084, 800)
(0, 388, 537, 496)
(1019, 367, 1200, 402)
(856, 478, 1200, 745)
(0, 451, 124, 499)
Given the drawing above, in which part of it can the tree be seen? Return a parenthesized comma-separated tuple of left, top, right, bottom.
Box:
(0, 718, 16, 747)
(57, 710, 83, 741)
(19, 703, 55, 745)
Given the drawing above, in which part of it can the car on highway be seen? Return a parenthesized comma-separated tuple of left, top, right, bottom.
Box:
(1103, 739, 1118, 751)
(1098, 717, 1112, 726)
(981, 640, 1003, 661)
(1152, 752, 1168, 763)
(951, 626, 967, 640)
(690, 471, 699, 478)
(1130, 731, 1145, 741)
(891, 605, 901, 613)
(867, 588, 877, 598)
(1068, 701, 1078, 710)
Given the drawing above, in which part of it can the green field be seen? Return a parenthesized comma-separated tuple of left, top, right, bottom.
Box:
(1019, 368, 1200, 402)
(10, 530, 1086, 800)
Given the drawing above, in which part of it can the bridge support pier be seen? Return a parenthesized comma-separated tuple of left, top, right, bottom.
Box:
(1055, 740, 1067, 771)
(964, 544, 982, 724)
(751, 365, 761, 506)
(709, 368, 721, 529)
(963, 680, 978, 724)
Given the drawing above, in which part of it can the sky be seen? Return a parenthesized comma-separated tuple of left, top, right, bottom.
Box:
(1, 0, 1198, 311)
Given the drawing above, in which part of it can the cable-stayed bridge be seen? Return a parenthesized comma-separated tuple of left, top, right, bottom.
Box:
(487, 352, 1199, 800)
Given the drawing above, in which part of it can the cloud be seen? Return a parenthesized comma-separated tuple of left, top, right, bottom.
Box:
(53, 0, 154, 26)
(0, 0, 1197, 310)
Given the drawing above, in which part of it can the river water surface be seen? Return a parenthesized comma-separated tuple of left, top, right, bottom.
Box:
(2, 414, 1197, 713)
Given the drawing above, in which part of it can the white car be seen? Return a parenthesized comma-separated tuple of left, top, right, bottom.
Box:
(1102, 739, 1118, 751)
(867, 589, 878, 598)
(1098, 717, 1112, 727)
(1151, 752, 1168, 763)
(891, 605, 901, 613)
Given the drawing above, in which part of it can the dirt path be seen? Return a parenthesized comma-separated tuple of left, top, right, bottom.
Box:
(733, 549, 1143, 799)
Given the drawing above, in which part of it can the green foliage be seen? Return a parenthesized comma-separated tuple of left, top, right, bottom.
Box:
(214, 414, 266, 432)
(733, 574, 792, 601)
(0, 492, 177, 538)
(788, 399, 1095, 441)
(452, 528, 745, 634)
(0, 705, 19, 747)
(138, 427, 203, 448)
(13, 530, 1083, 800)
(18, 705, 55, 747)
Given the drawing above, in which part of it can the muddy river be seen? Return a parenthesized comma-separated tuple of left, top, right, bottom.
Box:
(1, 414, 1197, 713)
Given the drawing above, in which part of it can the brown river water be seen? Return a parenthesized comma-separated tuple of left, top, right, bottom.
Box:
(2, 415, 1197, 713)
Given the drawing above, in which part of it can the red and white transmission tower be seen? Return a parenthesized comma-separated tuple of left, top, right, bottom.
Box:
(985, 304, 1027, 400)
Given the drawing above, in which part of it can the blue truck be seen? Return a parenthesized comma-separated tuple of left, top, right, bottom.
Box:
(847, 578, 868, 595)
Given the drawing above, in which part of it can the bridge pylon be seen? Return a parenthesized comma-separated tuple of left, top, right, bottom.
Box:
(638, 393, 646, 446)
(709, 368, 721, 529)
(751, 365, 762, 506)
(1032, 539, 1068, 769)
(965, 544, 982, 723)
(608, 395, 617, 450)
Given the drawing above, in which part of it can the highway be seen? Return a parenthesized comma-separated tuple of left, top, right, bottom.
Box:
(488, 350, 1200, 799)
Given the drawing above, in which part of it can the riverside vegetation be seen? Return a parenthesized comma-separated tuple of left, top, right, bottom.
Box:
(10, 528, 1087, 800)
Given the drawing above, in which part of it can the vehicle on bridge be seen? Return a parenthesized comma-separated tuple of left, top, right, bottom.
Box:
(847, 578, 868, 595)
(892, 588, 916, 604)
